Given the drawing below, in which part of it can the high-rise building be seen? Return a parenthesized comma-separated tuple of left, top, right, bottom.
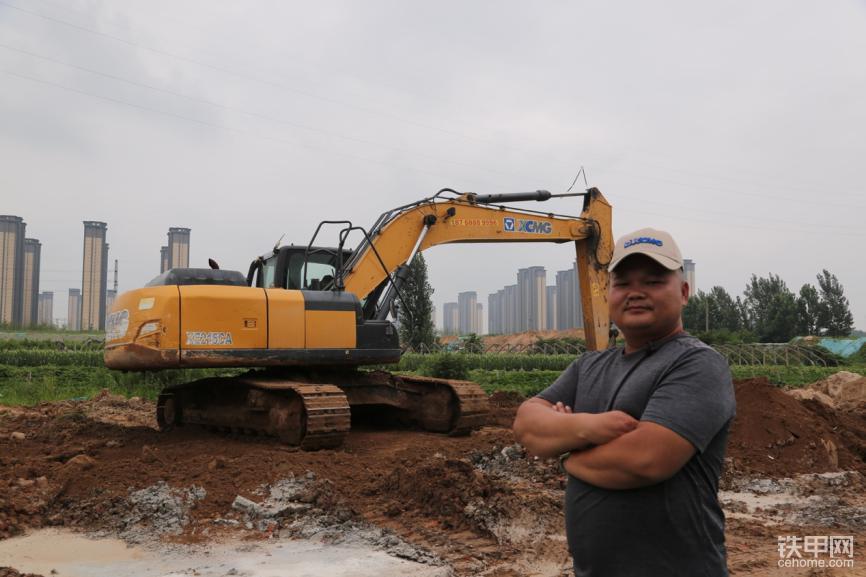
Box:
(67, 288, 81, 331)
(22, 238, 41, 327)
(81, 221, 108, 331)
(495, 289, 507, 334)
(167, 227, 190, 269)
(546, 286, 558, 331)
(0, 215, 26, 326)
(504, 284, 518, 334)
(457, 291, 478, 335)
(555, 264, 584, 330)
(556, 268, 575, 330)
(487, 291, 505, 335)
(517, 266, 547, 331)
(476, 303, 484, 335)
(37, 291, 53, 326)
(442, 302, 459, 335)
(683, 258, 696, 292)
(160, 246, 169, 274)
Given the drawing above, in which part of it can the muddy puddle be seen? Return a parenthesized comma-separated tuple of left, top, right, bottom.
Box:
(0, 529, 450, 577)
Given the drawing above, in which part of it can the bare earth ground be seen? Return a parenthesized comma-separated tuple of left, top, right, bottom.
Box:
(1, 378, 865, 576)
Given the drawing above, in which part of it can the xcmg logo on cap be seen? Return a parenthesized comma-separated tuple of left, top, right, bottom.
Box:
(624, 236, 663, 249)
(503, 217, 552, 234)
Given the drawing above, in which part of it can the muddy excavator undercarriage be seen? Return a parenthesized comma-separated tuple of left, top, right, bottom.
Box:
(156, 369, 490, 450)
(105, 187, 613, 449)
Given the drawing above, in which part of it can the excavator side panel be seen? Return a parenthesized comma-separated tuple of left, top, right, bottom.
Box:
(178, 285, 267, 365)
(301, 290, 360, 349)
(266, 288, 305, 349)
(305, 310, 356, 348)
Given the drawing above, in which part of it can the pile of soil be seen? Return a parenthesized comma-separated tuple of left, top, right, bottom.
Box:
(0, 569, 43, 577)
(726, 378, 866, 478)
(2, 376, 866, 575)
(440, 329, 585, 348)
(484, 377, 866, 481)
(0, 394, 555, 574)
(487, 391, 524, 427)
(790, 371, 866, 410)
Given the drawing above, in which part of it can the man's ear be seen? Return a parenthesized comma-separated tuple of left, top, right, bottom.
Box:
(681, 280, 690, 304)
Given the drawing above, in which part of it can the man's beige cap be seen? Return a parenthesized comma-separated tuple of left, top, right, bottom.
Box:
(608, 228, 683, 272)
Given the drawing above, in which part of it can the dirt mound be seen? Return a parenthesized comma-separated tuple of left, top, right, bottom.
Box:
(0, 395, 545, 573)
(0, 569, 43, 577)
(482, 329, 584, 348)
(3, 380, 866, 575)
(376, 457, 502, 533)
(488, 391, 524, 406)
(797, 371, 866, 410)
(786, 387, 836, 407)
(487, 391, 524, 427)
(726, 378, 866, 478)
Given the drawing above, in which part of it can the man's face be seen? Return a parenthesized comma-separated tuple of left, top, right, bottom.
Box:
(609, 254, 689, 341)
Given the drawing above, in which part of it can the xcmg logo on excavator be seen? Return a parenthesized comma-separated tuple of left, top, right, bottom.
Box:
(503, 217, 552, 234)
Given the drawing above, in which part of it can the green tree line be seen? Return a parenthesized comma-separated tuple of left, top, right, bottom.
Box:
(683, 269, 854, 343)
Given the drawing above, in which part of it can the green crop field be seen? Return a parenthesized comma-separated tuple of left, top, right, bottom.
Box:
(466, 366, 866, 398)
(0, 337, 240, 405)
(0, 336, 863, 406)
(396, 352, 577, 372)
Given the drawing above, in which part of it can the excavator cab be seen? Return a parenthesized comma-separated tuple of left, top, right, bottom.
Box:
(247, 246, 351, 291)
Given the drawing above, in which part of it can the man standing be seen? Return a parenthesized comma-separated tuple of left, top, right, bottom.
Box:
(513, 228, 736, 576)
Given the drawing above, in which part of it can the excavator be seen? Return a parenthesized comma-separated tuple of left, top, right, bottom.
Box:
(104, 187, 613, 449)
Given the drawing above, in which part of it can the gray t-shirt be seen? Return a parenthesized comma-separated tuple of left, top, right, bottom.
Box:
(537, 333, 735, 577)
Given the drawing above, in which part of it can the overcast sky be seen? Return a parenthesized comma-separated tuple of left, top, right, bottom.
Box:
(2, 1, 864, 331)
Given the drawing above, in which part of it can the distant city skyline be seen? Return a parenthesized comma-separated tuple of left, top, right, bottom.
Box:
(440, 258, 696, 335)
(0, 214, 193, 328)
(0, 210, 699, 333)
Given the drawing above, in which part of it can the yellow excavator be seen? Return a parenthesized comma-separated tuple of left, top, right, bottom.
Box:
(104, 187, 613, 449)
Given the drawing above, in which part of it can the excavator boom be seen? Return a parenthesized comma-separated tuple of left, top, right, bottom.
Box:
(341, 187, 612, 349)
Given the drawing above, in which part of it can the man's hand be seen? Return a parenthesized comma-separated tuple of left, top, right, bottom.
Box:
(513, 398, 638, 458)
(563, 421, 697, 489)
(583, 411, 640, 445)
(550, 404, 638, 446)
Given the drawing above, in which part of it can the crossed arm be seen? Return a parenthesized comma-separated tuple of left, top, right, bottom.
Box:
(512, 397, 696, 490)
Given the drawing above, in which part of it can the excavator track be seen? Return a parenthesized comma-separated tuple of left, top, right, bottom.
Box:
(156, 373, 351, 450)
(156, 369, 489, 449)
(390, 374, 490, 435)
(318, 370, 490, 436)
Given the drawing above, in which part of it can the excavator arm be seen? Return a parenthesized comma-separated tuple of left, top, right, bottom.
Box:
(341, 188, 613, 350)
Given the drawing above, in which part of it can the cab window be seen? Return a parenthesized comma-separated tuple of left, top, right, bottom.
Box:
(261, 256, 278, 288)
(287, 253, 336, 289)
